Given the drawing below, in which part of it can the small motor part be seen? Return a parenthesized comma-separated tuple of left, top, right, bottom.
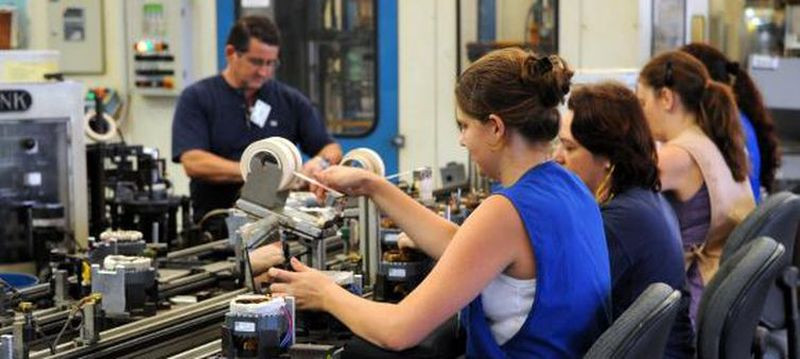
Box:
(91, 255, 156, 318)
(103, 255, 152, 271)
(222, 295, 296, 359)
(99, 230, 144, 243)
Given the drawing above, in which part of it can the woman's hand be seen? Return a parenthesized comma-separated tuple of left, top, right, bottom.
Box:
(267, 257, 337, 311)
(312, 166, 380, 202)
(397, 232, 418, 250)
(249, 242, 285, 275)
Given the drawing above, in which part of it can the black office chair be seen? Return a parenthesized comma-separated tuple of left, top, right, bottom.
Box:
(720, 192, 800, 359)
(584, 283, 681, 359)
(722, 192, 800, 260)
(696, 237, 786, 359)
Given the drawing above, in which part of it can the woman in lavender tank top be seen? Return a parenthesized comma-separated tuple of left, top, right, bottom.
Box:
(637, 51, 755, 323)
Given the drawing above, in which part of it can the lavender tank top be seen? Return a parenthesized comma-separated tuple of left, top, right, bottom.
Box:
(667, 184, 711, 249)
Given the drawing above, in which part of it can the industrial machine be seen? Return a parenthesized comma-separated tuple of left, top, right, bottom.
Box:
(85, 142, 196, 248)
(0, 81, 88, 273)
(232, 137, 346, 282)
(0, 130, 475, 358)
(373, 228, 433, 303)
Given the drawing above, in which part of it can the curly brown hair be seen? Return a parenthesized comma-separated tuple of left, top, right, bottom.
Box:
(640, 51, 749, 182)
(568, 82, 661, 195)
(455, 48, 573, 142)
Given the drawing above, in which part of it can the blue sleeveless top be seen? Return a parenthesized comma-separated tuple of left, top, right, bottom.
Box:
(740, 111, 761, 203)
(461, 162, 612, 358)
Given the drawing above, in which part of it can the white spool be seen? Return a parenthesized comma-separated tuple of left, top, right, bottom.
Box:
(84, 111, 118, 142)
(229, 294, 285, 316)
(103, 255, 151, 271)
(99, 230, 143, 242)
(240, 137, 302, 191)
(341, 148, 385, 177)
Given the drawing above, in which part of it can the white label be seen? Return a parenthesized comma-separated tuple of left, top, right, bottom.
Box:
(383, 233, 398, 244)
(250, 100, 271, 128)
(750, 55, 780, 70)
(234, 321, 256, 332)
(242, 0, 270, 8)
(388, 268, 406, 278)
(24, 172, 42, 187)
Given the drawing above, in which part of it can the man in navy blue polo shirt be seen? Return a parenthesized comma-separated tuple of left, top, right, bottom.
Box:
(172, 15, 342, 226)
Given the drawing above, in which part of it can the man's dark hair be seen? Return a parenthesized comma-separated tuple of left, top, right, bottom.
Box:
(226, 15, 281, 52)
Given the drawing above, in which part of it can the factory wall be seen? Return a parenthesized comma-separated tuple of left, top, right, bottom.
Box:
(397, 0, 467, 181)
(22, 0, 713, 195)
(25, 1, 217, 198)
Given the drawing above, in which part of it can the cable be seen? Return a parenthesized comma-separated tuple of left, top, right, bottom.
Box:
(280, 304, 293, 348)
(116, 127, 126, 144)
(49, 294, 100, 354)
(197, 208, 231, 229)
(50, 310, 76, 354)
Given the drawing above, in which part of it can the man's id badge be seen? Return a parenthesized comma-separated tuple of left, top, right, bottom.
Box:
(250, 99, 272, 128)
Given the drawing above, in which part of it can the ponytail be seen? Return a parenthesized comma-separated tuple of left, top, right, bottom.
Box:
(732, 70, 781, 192)
(699, 81, 749, 182)
(641, 51, 751, 185)
(680, 42, 781, 193)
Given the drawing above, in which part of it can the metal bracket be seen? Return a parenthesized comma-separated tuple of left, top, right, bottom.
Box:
(240, 157, 288, 211)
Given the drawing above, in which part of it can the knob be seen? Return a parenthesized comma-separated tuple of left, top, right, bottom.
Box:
(20, 138, 36, 151)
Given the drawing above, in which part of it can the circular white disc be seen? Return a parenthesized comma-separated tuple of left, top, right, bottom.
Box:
(342, 148, 385, 177)
(240, 137, 302, 191)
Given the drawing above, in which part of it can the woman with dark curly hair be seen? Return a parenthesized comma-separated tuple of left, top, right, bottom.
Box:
(555, 82, 694, 358)
(637, 51, 755, 322)
(681, 42, 781, 202)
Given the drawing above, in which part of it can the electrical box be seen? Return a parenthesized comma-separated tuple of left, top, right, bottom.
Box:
(46, 0, 105, 74)
(0, 81, 88, 255)
(125, 0, 193, 96)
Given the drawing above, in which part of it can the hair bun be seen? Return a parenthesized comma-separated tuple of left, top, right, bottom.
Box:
(521, 53, 573, 108)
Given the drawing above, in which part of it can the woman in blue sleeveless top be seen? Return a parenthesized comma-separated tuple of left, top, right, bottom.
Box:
(266, 48, 611, 358)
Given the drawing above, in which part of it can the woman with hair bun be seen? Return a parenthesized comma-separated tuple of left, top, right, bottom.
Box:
(637, 50, 755, 322)
(681, 42, 781, 202)
(266, 48, 612, 358)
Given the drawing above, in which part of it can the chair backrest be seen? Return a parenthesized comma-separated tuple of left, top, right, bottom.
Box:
(584, 283, 681, 359)
(720, 192, 800, 329)
(722, 192, 800, 263)
(696, 237, 786, 359)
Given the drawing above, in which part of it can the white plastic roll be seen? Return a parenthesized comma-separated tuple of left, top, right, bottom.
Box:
(99, 230, 143, 242)
(229, 294, 285, 316)
(342, 148, 385, 177)
(240, 137, 302, 191)
(84, 111, 118, 142)
(103, 255, 151, 271)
